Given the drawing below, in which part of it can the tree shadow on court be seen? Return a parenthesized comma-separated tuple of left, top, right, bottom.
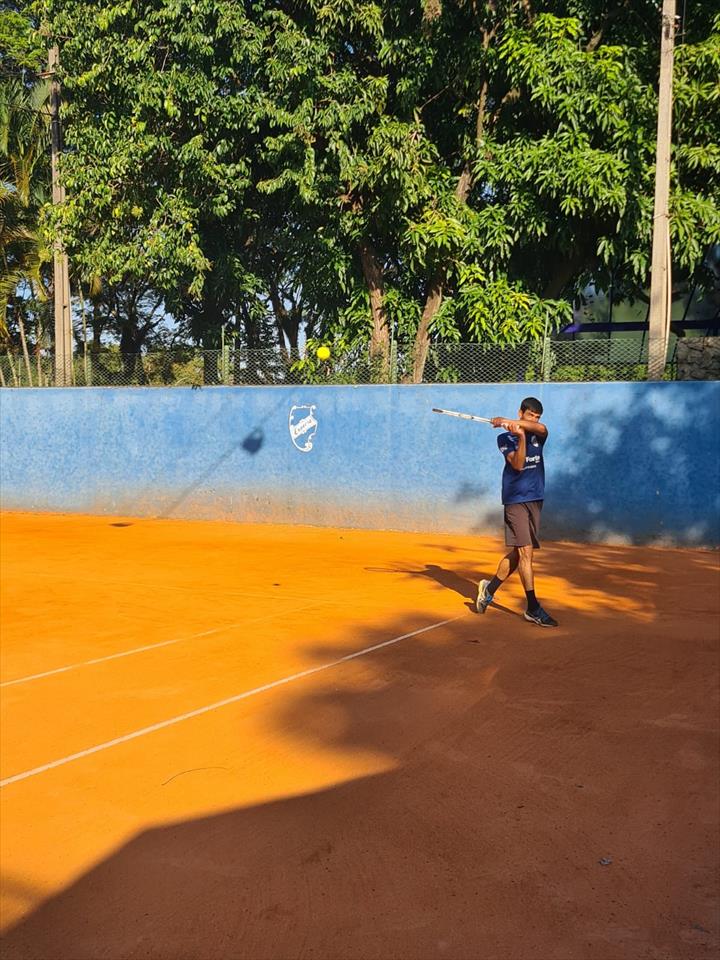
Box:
(2, 550, 719, 960)
(0, 612, 505, 960)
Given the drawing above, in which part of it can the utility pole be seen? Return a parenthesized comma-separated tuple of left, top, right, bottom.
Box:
(49, 44, 73, 386)
(647, 0, 676, 380)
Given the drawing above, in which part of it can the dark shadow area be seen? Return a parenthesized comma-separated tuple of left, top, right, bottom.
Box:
(109, 522, 133, 528)
(421, 563, 476, 600)
(241, 427, 264, 454)
(453, 481, 491, 504)
(363, 562, 523, 619)
(459, 384, 720, 549)
(540, 383, 719, 547)
(2, 546, 719, 960)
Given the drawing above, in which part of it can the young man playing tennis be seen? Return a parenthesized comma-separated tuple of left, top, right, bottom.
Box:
(476, 397, 558, 627)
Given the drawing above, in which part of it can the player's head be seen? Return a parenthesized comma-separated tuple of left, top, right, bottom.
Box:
(519, 397, 543, 421)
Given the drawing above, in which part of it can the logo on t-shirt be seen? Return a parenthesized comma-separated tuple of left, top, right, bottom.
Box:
(497, 430, 546, 504)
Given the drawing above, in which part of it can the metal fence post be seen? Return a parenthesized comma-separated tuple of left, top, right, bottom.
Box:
(390, 339, 398, 383)
(540, 322, 551, 382)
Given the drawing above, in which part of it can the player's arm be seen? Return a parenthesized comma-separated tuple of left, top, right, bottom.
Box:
(491, 416, 548, 439)
(505, 426, 527, 471)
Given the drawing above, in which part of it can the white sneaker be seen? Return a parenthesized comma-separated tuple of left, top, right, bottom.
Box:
(476, 579, 492, 614)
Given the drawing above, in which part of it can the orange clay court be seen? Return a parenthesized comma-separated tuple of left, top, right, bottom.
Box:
(0, 511, 718, 960)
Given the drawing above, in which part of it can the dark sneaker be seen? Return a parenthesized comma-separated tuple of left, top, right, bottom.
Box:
(524, 606, 558, 627)
(475, 579, 493, 614)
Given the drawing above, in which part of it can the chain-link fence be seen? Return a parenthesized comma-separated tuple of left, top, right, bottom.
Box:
(0, 338, 677, 388)
(401, 338, 677, 384)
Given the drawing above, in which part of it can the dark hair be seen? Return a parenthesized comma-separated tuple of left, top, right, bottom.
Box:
(520, 396, 543, 415)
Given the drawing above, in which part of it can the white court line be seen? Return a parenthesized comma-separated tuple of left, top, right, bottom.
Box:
(0, 614, 463, 788)
(0, 602, 320, 689)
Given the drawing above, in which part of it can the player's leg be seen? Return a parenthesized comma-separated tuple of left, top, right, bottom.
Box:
(518, 503, 558, 627)
(496, 549, 519, 582)
(516, 544, 536, 602)
(476, 548, 518, 614)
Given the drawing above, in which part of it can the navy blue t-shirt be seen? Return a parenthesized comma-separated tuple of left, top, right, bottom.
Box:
(497, 431, 546, 504)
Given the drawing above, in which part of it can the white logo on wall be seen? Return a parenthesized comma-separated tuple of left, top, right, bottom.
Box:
(289, 404, 318, 453)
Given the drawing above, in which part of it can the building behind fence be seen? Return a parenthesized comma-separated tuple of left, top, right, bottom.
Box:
(4, 336, 717, 389)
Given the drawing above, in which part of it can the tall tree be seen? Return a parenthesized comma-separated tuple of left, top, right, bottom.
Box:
(0, 5, 50, 352)
(38, 0, 720, 380)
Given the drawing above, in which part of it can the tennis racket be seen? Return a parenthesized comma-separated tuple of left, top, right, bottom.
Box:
(432, 407, 493, 425)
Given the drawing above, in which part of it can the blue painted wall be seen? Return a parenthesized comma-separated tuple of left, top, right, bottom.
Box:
(1, 381, 718, 546)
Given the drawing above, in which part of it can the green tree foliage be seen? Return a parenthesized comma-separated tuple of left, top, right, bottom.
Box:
(0, 5, 51, 362)
(31, 0, 720, 379)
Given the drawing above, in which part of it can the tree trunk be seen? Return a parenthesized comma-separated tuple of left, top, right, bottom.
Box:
(358, 241, 390, 375)
(269, 307, 287, 359)
(78, 280, 90, 385)
(119, 324, 140, 382)
(198, 285, 223, 384)
(411, 68, 491, 383)
(119, 291, 145, 383)
(412, 276, 443, 383)
(91, 299, 103, 357)
(14, 300, 34, 386)
(7, 350, 19, 387)
(28, 281, 46, 386)
(285, 308, 301, 360)
(269, 285, 299, 362)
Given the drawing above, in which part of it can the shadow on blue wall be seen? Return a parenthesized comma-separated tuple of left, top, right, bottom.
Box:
(546, 385, 719, 545)
(241, 428, 264, 454)
(158, 430, 263, 519)
(460, 384, 720, 546)
(1, 383, 717, 545)
(454, 482, 492, 505)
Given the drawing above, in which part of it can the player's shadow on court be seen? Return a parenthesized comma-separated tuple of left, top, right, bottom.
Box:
(419, 564, 521, 617)
(363, 564, 521, 618)
(419, 563, 476, 599)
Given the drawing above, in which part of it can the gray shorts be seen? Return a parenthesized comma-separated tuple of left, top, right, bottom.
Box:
(504, 500, 543, 549)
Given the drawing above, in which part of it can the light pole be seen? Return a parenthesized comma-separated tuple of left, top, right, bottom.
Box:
(647, 0, 676, 380)
(49, 44, 73, 386)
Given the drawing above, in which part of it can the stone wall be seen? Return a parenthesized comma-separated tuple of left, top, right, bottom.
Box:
(675, 336, 720, 380)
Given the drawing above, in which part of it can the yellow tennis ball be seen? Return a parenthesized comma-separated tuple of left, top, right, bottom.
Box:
(316, 345, 331, 361)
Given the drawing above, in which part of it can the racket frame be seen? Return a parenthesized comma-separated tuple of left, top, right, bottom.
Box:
(432, 407, 493, 425)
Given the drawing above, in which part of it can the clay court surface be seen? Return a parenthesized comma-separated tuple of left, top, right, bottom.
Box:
(0, 511, 718, 960)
